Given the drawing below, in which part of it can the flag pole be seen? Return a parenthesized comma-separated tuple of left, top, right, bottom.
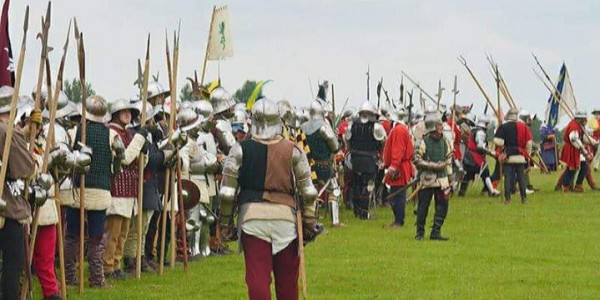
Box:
(199, 5, 217, 87)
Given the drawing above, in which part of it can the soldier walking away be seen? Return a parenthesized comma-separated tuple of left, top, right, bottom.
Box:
(219, 98, 321, 300)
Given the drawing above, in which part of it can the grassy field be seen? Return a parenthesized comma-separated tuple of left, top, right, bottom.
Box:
(50, 171, 600, 300)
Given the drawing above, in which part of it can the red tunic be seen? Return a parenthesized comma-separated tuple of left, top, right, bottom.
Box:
(447, 119, 462, 160)
(560, 119, 583, 169)
(466, 130, 485, 168)
(383, 123, 414, 186)
(381, 119, 392, 135)
(337, 119, 349, 137)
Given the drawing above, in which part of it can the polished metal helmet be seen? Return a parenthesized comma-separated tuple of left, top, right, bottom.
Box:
(193, 100, 214, 119)
(342, 108, 356, 119)
(210, 87, 235, 115)
(358, 101, 377, 115)
(0, 86, 14, 114)
(147, 81, 170, 102)
(504, 108, 520, 121)
(251, 98, 282, 140)
(309, 100, 325, 120)
(460, 113, 476, 127)
(389, 108, 407, 123)
(424, 107, 442, 133)
(574, 109, 588, 120)
(131, 101, 157, 127)
(15, 95, 34, 125)
(85, 95, 109, 123)
(277, 100, 296, 128)
(232, 107, 248, 125)
(476, 115, 491, 129)
(177, 108, 204, 132)
(42, 91, 74, 119)
(296, 107, 309, 127)
(110, 98, 141, 121)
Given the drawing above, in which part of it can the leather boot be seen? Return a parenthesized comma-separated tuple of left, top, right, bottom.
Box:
(562, 185, 571, 192)
(458, 182, 468, 197)
(573, 184, 584, 193)
(64, 234, 79, 286)
(88, 235, 111, 288)
(123, 256, 135, 273)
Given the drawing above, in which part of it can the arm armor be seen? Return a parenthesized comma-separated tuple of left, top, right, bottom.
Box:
(318, 124, 340, 153)
(190, 147, 219, 174)
(292, 146, 318, 219)
(344, 122, 353, 143)
(373, 122, 387, 142)
(214, 120, 236, 155)
(475, 130, 493, 156)
(569, 130, 585, 151)
(219, 143, 242, 224)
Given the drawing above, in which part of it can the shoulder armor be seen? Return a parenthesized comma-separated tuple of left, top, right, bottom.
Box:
(373, 122, 387, 141)
(219, 142, 243, 203)
(344, 122, 353, 141)
(214, 119, 236, 154)
(318, 124, 339, 152)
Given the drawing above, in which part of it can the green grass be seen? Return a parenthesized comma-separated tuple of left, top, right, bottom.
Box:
(45, 172, 600, 299)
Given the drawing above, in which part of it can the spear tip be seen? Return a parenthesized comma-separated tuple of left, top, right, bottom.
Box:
(23, 6, 29, 32)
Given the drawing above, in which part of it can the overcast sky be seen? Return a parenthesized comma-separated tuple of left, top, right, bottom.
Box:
(8, 0, 600, 123)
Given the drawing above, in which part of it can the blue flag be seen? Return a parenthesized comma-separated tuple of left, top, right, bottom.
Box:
(545, 63, 566, 128)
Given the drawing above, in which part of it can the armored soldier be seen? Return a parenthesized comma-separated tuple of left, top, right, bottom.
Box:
(0, 86, 50, 300)
(178, 108, 219, 258)
(460, 115, 499, 197)
(35, 91, 91, 298)
(414, 108, 452, 241)
(209, 87, 237, 155)
(103, 99, 148, 279)
(301, 100, 342, 226)
(145, 80, 170, 106)
(493, 108, 533, 203)
(344, 101, 386, 219)
(219, 98, 320, 300)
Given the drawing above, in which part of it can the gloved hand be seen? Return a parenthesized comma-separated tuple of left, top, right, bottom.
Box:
(162, 149, 175, 163)
(112, 136, 126, 160)
(388, 167, 400, 181)
(30, 174, 54, 207)
(29, 109, 43, 127)
(302, 220, 324, 245)
(140, 139, 150, 155)
(47, 145, 69, 173)
(136, 127, 149, 139)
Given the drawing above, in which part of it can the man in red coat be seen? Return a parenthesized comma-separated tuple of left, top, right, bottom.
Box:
(383, 110, 414, 227)
(560, 110, 592, 192)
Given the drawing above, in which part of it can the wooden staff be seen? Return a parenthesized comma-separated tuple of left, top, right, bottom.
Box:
(159, 26, 180, 274)
(457, 56, 499, 118)
(200, 5, 217, 86)
(73, 18, 87, 293)
(486, 55, 517, 109)
(495, 66, 505, 203)
(175, 155, 188, 271)
(136, 34, 150, 279)
(296, 208, 307, 299)
(0, 5, 28, 299)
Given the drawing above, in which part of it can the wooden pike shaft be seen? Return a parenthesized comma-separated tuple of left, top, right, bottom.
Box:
(176, 155, 188, 271)
(169, 27, 181, 270)
(457, 56, 499, 118)
(73, 18, 88, 293)
(136, 34, 150, 279)
(296, 209, 307, 298)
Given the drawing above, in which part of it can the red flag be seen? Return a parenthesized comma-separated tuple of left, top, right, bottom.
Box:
(0, 0, 14, 87)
